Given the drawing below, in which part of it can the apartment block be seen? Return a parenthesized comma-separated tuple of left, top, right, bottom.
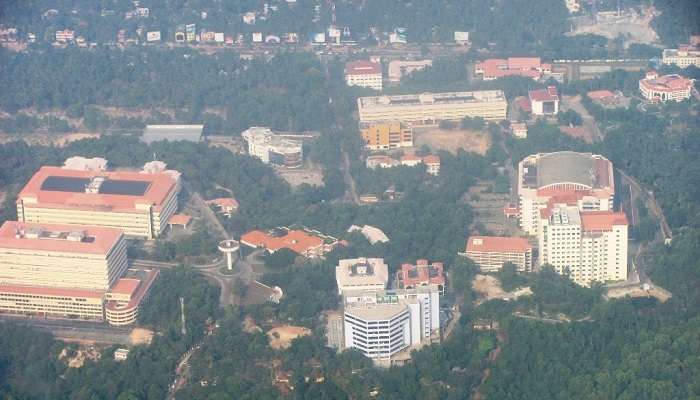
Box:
(539, 205, 628, 286)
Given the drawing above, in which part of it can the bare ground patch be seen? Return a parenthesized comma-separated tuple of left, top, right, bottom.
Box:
(472, 274, 532, 305)
(413, 128, 491, 155)
(267, 325, 312, 350)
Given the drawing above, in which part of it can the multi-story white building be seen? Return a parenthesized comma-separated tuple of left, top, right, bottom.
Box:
(638, 71, 693, 102)
(345, 60, 383, 91)
(517, 152, 615, 236)
(539, 205, 628, 286)
(241, 127, 303, 168)
(463, 236, 533, 272)
(357, 91, 507, 124)
(16, 163, 180, 239)
(343, 287, 439, 366)
(335, 258, 389, 295)
(662, 46, 700, 68)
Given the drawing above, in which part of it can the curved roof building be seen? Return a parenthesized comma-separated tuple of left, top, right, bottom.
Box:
(517, 152, 615, 235)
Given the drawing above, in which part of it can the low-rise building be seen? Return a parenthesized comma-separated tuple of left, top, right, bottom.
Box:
(396, 259, 445, 294)
(114, 348, 130, 361)
(388, 59, 432, 82)
(360, 121, 413, 150)
(345, 60, 383, 91)
(16, 163, 181, 239)
(510, 122, 528, 138)
(475, 57, 551, 81)
(539, 205, 628, 286)
(55, 29, 75, 43)
(638, 71, 693, 102)
(463, 236, 533, 272)
(241, 127, 303, 168)
(662, 46, 700, 68)
(528, 86, 559, 115)
(206, 197, 239, 217)
(343, 287, 439, 366)
(365, 154, 441, 176)
(241, 227, 338, 258)
(335, 258, 389, 295)
(358, 91, 507, 124)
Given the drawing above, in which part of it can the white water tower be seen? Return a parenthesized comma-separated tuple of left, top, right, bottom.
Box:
(218, 239, 240, 270)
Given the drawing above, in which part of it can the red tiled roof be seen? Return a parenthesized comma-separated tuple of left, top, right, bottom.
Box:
(640, 74, 693, 92)
(398, 260, 445, 287)
(580, 211, 628, 231)
(529, 86, 559, 102)
(0, 221, 123, 255)
(241, 229, 325, 255)
(110, 278, 140, 296)
(466, 236, 532, 253)
(515, 96, 532, 112)
(345, 60, 381, 76)
(422, 155, 440, 164)
(105, 269, 159, 312)
(400, 155, 422, 162)
(206, 197, 239, 209)
(0, 284, 104, 299)
(17, 166, 178, 213)
(168, 214, 191, 226)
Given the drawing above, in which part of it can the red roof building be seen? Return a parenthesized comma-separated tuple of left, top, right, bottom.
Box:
(241, 227, 338, 258)
(464, 236, 533, 272)
(345, 60, 383, 91)
(475, 57, 551, 81)
(528, 86, 559, 115)
(16, 165, 180, 239)
(639, 72, 693, 102)
(396, 259, 445, 293)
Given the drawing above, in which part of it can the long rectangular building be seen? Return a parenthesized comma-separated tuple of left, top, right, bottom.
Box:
(0, 221, 126, 321)
(464, 236, 533, 272)
(357, 90, 507, 124)
(16, 165, 180, 239)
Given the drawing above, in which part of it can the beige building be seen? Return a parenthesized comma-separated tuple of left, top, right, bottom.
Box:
(539, 206, 628, 286)
(463, 236, 533, 272)
(0, 221, 158, 324)
(638, 71, 693, 103)
(16, 164, 180, 239)
(360, 121, 413, 150)
(357, 91, 507, 124)
(517, 152, 615, 236)
(662, 47, 700, 68)
(335, 258, 389, 295)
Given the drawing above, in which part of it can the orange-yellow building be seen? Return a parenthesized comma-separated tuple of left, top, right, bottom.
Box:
(360, 122, 413, 150)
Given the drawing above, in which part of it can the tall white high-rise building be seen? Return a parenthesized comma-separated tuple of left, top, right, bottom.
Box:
(518, 152, 615, 236)
(343, 288, 439, 366)
(538, 205, 628, 286)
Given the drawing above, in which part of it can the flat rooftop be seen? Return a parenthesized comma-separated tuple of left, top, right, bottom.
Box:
(18, 166, 179, 212)
(466, 236, 532, 253)
(359, 90, 506, 108)
(0, 221, 123, 255)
